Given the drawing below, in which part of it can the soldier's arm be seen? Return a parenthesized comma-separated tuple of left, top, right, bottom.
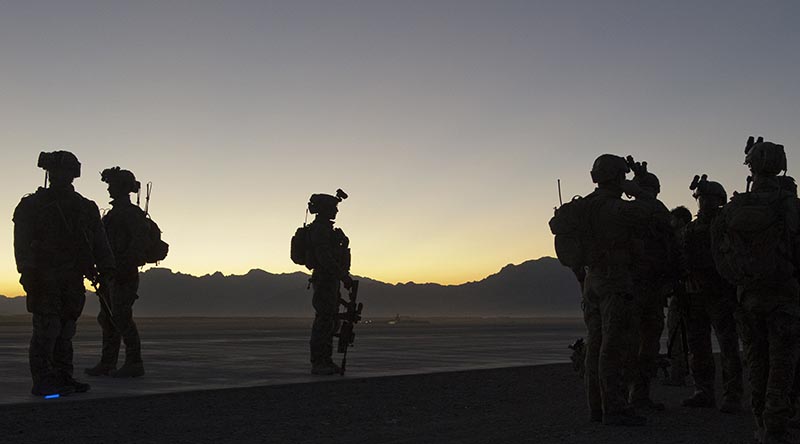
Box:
(311, 228, 348, 280)
(12, 198, 36, 274)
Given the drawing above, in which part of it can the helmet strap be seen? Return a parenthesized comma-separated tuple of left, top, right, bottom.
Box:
(43, 171, 49, 188)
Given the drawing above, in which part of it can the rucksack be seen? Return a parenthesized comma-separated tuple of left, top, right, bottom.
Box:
(143, 215, 169, 264)
(291, 225, 311, 267)
(711, 190, 796, 285)
(549, 195, 593, 268)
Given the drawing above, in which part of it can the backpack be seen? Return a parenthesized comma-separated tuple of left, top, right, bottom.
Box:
(143, 215, 169, 265)
(549, 195, 593, 268)
(711, 190, 796, 285)
(291, 225, 311, 267)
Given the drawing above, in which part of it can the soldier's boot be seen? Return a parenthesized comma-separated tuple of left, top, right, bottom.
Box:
(61, 374, 91, 393)
(719, 396, 742, 414)
(602, 410, 647, 426)
(111, 334, 145, 378)
(681, 391, 715, 408)
(311, 359, 340, 376)
(111, 361, 145, 378)
(30, 375, 76, 397)
(84, 362, 116, 376)
(86, 328, 120, 376)
(631, 397, 666, 411)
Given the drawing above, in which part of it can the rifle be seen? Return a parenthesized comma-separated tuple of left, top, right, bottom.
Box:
(88, 270, 118, 331)
(666, 281, 690, 370)
(334, 280, 363, 375)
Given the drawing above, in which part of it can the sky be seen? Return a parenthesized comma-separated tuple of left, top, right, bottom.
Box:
(1, 0, 799, 296)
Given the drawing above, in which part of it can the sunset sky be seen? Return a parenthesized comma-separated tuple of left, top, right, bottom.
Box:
(2, 1, 799, 296)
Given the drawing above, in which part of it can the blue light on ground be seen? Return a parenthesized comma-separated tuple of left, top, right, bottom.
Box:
(44, 394, 60, 399)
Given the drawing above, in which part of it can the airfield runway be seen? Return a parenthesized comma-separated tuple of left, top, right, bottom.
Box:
(0, 316, 584, 405)
(0, 316, 763, 443)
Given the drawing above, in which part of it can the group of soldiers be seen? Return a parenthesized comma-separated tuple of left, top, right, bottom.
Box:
(13, 152, 149, 396)
(550, 137, 800, 443)
(12, 150, 356, 397)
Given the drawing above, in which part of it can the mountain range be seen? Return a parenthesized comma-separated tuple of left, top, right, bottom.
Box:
(0, 257, 582, 317)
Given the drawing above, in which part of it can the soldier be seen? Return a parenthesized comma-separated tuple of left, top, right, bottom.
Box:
(13, 151, 115, 396)
(663, 206, 692, 387)
(681, 175, 743, 413)
(305, 190, 354, 375)
(712, 137, 800, 444)
(85, 167, 149, 378)
(562, 154, 651, 425)
(626, 159, 675, 411)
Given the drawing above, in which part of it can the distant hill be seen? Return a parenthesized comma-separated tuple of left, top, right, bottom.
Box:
(0, 257, 582, 317)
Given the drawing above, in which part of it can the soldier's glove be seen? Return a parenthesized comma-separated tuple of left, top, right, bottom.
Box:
(342, 275, 354, 290)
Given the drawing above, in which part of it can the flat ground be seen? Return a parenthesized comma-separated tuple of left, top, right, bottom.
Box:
(0, 363, 763, 444)
(0, 317, 768, 443)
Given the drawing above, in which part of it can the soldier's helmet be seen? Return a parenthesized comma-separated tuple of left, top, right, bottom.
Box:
(634, 172, 661, 195)
(745, 139, 787, 176)
(308, 189, 348, 214)
(590, 154, 629, 184)
(690, 174, 727, 201)
(37, 151, 81, 178)
(101, 167, 141, 194)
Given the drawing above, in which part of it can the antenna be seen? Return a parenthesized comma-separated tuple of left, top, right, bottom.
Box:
(145, 182, 153, 216)
(557, 179, 563, 207)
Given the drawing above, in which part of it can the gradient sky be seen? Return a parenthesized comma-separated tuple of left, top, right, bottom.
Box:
(2, 1, 799, 296)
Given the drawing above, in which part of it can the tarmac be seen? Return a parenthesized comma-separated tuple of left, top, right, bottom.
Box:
(0, 316, 584, 405)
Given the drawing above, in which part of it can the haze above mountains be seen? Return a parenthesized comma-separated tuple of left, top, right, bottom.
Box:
(0, 257, 581, 317)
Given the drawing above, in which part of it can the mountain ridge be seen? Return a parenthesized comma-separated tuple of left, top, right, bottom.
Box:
(0, 257, 582, 317)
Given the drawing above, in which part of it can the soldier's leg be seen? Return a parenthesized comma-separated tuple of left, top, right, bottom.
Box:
(685, 297, 715, 403)
(116, 277, 142, 365)
(98, 304, 122, 366)
(738, 309, 769, 431)
(116, 302, 142, 364)
(631, 289, 664, 406)
(29, 313, 61, 385)
(52, 318, 77, 378)
(582, 281, 603, 422)
(665, 296, 687, 385)
(310, 278, 340, 367)
(762, 311, 800, 435)
(709, 297, 743, 407)
(600, 290, 639, 418)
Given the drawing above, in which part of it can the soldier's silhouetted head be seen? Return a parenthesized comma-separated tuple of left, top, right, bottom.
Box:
(590, 154, 629, 186)
(670, 206, 692, 228)
(309, 189, 348, 220)
(38, 151, 81, 187)
(745, 137, 786, 177)
(690, 174, 727, 212)
(101, 167, 141, 200)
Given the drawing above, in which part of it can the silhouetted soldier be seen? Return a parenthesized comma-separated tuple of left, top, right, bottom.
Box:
(625, 159, 675, 412)
(712, 137, 800, 444)
(13, 151, 115, 396)
(306, 190, 353, 375)
(85, 167, 149, 378)
(663, 206, 692, 387)
(577, 155, 651, 425)
(681, 175, 743, 413)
